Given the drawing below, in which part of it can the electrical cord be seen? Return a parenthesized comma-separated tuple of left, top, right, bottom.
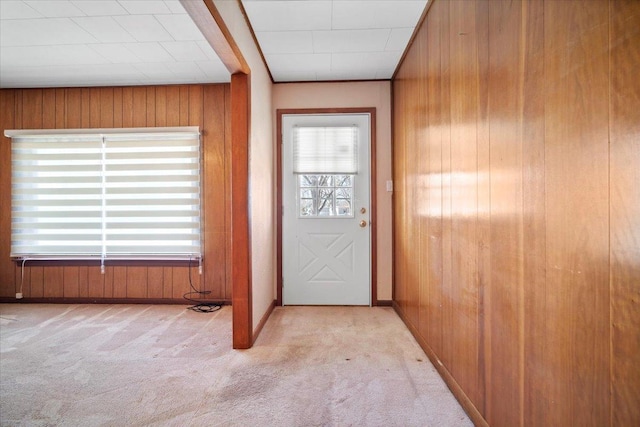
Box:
(183, 257, 222, 313)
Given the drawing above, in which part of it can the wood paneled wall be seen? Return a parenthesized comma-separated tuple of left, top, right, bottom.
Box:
(0, 84, 232, 303)
(392, 1, 640, 426)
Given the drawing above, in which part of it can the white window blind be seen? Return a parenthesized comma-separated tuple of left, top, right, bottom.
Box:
(7, 127, 201, 261)
(292, 126, 358, 174)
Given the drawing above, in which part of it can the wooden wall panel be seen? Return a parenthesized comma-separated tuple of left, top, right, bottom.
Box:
(0, 91, 15, 296)
(392, 0, 639, 426)
(203, 85, 227, 299)
(0, 84, 231, 303)
(63, 266, 80, 298)
(448, 0, 482, 410)
(610, 1, 640, 425)
(425, 0, 445, 359)
(542, 2, 610, 425)
(416, 19, 430, 344)
(404, 37, 420, 330)
(486, 1, 524, 425)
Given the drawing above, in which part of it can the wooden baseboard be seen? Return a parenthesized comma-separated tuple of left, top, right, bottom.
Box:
(252, 299, 276, 346)
(392, 301, 489, 427)
(375, 299, 393, 306)
(0, 297, 231, 305)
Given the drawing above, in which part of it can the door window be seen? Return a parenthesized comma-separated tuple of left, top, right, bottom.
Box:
(298, 174, 354, 218)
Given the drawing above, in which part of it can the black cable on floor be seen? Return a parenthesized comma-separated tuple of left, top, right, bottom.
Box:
(183, 258, 222, 313)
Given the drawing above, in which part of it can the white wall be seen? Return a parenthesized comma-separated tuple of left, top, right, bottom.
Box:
(214, 0, 275, 332)
(273, 81, 393, 301)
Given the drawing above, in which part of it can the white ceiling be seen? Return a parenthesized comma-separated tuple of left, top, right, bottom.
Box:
(0, 0, 428, 88)
(0, 0, 230, 88)
(241, 0, 428, 82)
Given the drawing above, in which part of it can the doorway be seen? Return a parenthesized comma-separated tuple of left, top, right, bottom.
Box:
(277, 109, 377, 305)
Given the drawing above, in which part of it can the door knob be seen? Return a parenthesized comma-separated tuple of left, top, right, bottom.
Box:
(359, 220, 367, 228)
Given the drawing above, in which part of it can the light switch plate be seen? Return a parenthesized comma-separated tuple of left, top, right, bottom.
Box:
(386, 180, 393, 192)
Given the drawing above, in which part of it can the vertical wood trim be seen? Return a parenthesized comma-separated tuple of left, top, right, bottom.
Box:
(609, 1, 640, 425)
(231, 73, 252, 349)
(224, 85, 233, 300)
(475, 0, 490, 418)
(0, 90, 16, 295)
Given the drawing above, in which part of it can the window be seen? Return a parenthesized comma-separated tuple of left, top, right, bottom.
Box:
(292, 125, 358, 218)
(7, 127, 201, 263)
(298, 174, 354, 217)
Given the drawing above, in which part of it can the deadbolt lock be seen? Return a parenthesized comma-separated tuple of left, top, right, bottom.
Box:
(360, 207, 366, 214)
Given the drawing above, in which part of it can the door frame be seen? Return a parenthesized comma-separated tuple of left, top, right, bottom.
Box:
(276, 108, 378, 306)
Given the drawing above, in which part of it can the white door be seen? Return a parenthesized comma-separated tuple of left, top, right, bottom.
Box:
(282, 113, 371, 305)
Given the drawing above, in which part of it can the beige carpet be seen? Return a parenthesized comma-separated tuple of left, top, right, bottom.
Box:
(0, 304, 472, 426)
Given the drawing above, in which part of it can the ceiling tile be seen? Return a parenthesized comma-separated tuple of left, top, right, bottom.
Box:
(155, 14, 204, 41)
(2, 45, 110, 67)
(266, 53, 331, 73)
(196, 60, 231, 81)
(72, 16, 136, 43)
(312, 29, 391, 53)
(385, 28, 414, 51)
(161, 41, 209, 62)
(242, 1, 331, 32)
(165, 62, 208, 82)
(0, 18, 97, 46)
(89, 43, 142, 63)
(71, 0, 129, 16)
(240, 0, 427, 82)
(265, 53, 331, 81)
(24, 0, 85, 18)
(196, 41, 220, 61)
(0, 0, 230, 87)
(0, 63, 145, 88)
(118, 0, 171, 15)
(0, 1, 43, 19)
(134, 62, 175, 80)
(162, 0, 187, 14)
(113, 15, 173, 42)
(272, 70, 319, 82)
(255, 31, 313, 55)
(332, 1, 426, 30)
(316, 68, 378, 81)
(331, 51, 402, 73)
(125, 43, 175, 63)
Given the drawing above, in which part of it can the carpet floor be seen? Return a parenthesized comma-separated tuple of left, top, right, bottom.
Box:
(0, 304, 472, 427)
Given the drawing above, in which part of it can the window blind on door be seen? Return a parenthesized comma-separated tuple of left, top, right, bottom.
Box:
(292, 126, 358, 174)
(8, 127, 202, 261)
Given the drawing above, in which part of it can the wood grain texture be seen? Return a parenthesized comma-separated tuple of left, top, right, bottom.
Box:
(425, 0, 446, 360)
(0, 90, 15, 295)
(486, 1, 524, 424)
(448, 0, 482, 409)
(609, 1, 640, 425)
(63, 267, 80, 298)
(542, 2, 610, 425)
(0, 84, 231, 303)
(230, 73, 252, 349)
(392, 1, 638, 426)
